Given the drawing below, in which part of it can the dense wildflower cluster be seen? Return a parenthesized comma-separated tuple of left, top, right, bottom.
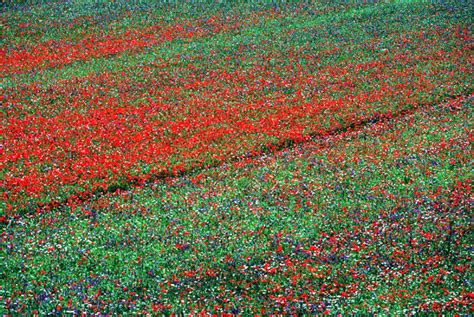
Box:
(1, 0, 472, 314)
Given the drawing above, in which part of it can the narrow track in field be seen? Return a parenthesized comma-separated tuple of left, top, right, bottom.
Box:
(5, 93, 472, 221)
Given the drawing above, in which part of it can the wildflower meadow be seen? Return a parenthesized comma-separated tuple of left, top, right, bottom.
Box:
(1, 0, 472, 314)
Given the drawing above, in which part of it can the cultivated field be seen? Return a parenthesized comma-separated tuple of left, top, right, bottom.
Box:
(1, 0, 473, 314)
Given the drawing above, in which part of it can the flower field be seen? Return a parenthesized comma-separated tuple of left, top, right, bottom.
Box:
(1, 0, 473, 314)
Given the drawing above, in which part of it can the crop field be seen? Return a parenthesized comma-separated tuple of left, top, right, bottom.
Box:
(1, 0, 473, 314)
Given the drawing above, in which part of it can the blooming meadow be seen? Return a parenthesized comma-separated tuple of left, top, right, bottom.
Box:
(1, 0, 473, 314)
